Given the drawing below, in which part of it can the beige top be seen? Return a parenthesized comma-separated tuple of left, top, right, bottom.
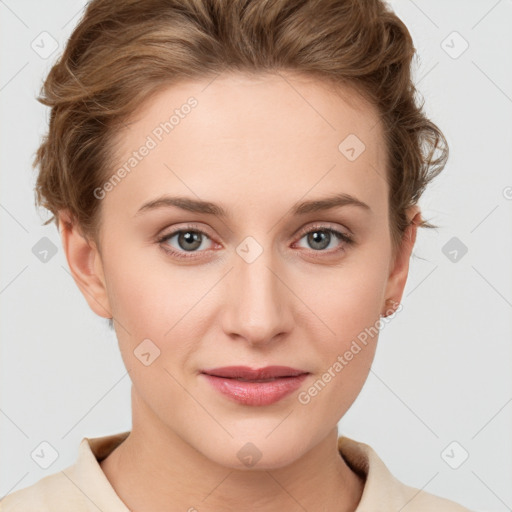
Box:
(1, 431, 473, 511)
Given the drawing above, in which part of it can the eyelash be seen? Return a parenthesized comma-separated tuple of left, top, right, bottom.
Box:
(156, 223, 355, 260)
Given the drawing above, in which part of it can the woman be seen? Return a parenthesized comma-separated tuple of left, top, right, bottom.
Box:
(1, 0, 474, 510)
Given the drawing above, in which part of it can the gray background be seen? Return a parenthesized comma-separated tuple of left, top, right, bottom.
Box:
(1, 1, 511, 510)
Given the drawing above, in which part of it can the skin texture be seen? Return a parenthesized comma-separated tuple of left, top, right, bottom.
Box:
(59, 71, 420, 512)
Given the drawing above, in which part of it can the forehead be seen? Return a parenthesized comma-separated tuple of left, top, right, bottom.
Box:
(121, 71, 383, 147)
(104, 71, 388, 222)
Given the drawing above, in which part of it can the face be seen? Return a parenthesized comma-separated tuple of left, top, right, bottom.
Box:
(61, 71, 418, 469)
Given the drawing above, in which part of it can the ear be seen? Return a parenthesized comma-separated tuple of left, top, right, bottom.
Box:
(382, 206, 422, 313)
(58, 209, 112, 320)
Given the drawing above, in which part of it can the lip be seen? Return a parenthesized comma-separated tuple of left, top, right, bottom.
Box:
(200, 366, 310, 406)
(201, 365, 308, 380)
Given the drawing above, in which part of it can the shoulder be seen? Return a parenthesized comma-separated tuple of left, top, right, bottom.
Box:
(1, 431, 130, 512)
(338, 436, 475, 512)
(391, 478, 475, 512)
(0, 471, 88, 512)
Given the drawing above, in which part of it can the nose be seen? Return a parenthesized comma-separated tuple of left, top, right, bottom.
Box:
(221, 245, 294, 347)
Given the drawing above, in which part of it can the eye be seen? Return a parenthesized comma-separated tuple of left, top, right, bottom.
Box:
(156, 223, 355, 261)
(157, 224, 215, 260)
(294, 224, 354, 254)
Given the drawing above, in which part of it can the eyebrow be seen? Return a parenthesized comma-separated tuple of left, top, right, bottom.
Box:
(134, 192, 371, 218)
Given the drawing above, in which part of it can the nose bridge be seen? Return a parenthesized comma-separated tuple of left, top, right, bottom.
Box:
(222, 238, 293, 345)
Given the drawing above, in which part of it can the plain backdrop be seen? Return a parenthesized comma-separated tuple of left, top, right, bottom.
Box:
(1, 1, 511, 510)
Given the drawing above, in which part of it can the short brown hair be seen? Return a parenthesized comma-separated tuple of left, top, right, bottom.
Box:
(33, 0, 448, 255)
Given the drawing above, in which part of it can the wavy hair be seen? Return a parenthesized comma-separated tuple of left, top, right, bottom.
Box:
(33, 0, 448, 258)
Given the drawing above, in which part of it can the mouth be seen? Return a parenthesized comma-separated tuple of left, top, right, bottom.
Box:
(200, 366, 310, 406)
(200, 365, 309, 381)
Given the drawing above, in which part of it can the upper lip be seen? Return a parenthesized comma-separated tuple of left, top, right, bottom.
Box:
(201, 366, 309, 380)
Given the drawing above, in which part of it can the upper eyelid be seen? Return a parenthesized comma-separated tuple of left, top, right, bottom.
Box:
(296, 222, 350, 236)
(161, 222, 346, 236)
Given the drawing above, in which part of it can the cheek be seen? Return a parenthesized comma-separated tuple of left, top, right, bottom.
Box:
(103, 244, 197, 331)
(301, 245, 389, 342)
(100, 248, 215, 434)
(298, 290, 382, 427)
(295, 246, 389, 408)
(102, 246, 214, 376)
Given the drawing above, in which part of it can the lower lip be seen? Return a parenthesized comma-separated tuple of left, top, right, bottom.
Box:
(201, 373, 309, 406)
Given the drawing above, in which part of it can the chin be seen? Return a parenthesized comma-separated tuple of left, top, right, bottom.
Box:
(196, 429, 314, 471)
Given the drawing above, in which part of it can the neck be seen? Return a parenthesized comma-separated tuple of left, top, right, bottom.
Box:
(100, 390, 365, 512)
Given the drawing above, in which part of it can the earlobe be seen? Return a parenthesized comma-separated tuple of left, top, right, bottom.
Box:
(58, 209, 112, 320)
